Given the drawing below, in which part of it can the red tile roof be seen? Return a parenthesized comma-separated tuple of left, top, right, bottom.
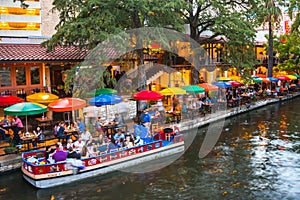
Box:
(0, 44, 88, 62)
(0, 43, 160, 63)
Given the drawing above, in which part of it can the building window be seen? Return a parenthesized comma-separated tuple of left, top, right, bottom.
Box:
(30, 66, 40, 84)
(0, 67, 12, 86)
(16, 66, 26, 86)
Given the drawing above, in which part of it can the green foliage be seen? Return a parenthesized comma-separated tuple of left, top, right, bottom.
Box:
(276, 33, 300, 73)
(288, 0, 300, 31)
(182, 0, 258, 81)
(43, 0, 185, 51)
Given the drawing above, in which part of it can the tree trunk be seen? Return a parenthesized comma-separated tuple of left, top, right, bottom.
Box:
(268, 20, 274, 78)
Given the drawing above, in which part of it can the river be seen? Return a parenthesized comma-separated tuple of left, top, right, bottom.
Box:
(0, 98, 299, 200)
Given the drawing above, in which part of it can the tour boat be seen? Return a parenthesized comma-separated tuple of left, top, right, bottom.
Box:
(21, 128, 184, 188)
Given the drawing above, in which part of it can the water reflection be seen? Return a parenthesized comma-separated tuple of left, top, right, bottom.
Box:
(0, 99, 299, 199)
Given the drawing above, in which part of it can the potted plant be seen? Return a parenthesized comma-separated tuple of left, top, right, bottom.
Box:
(4, 145, 17, 154)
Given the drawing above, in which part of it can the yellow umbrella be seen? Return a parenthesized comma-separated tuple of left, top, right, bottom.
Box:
(228, 75, 242, 82)
(286, 75, 297, 80)
(160, 87, 187, 95)
(217, 77, 231, 81)
(26, 92, 59, 104)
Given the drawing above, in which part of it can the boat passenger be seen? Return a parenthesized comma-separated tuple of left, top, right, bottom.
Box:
(124, 136, 134, 148)
(107, 137, 118, 152)
(67, 147, 81, 159)
(74, 137, 85, 154)
(113, 129, 125, 142)
(81, 145, 90, 158)
(134, 136, 143, 146)
(66, 139, 74, 151)
(52, 145, 68, 163)
(81, 128, 92, 142)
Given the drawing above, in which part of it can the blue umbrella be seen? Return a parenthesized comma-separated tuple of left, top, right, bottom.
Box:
(214, 81, 232, 88)
(89, 94, 122, 118)
(89, 94, 122, 106)
(267, 77, 279, 82)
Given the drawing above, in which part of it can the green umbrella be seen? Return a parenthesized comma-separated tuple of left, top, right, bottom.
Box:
(252, 77, 262, 83)
(87, 88, 117, 97)
(292, 74, 300, 79)
(182, 85, 205, 94)
(4, 102, 47, 133)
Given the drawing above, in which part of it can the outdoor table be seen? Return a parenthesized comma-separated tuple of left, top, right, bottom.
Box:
(35, 117, 53, 130)
(101, 122, 115, 133)
(64, 128, 79, 141)
(20, 133, 37, 151)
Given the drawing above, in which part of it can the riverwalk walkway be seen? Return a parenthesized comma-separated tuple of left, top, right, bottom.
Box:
(1, 93, 299, 174)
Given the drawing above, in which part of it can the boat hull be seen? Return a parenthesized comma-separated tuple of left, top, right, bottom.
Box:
(22, 141, 184, 188)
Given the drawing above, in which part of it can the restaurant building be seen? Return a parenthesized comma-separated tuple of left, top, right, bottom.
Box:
(0, 0, 86, 97)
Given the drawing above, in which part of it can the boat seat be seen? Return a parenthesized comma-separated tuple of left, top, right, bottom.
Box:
(128, 149, 136, 155)
(120, 149, 127, 157)
(99, 152, 107, 162)
(110, 149, 118, 160)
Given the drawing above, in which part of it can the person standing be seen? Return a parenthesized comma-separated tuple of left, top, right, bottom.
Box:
(12, 116, 23, 145)
(76, 119, 85, 134)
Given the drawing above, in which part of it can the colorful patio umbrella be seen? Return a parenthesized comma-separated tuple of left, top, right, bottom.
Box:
(256, 74, 267, 78)
(291, 74, 300, 79)
(160, 87, 187, 95)
(217, 77, 232, 82)
(286, 75, 297, 80)
(277, 75, 291, 81)
(252, 77, 262, 83)
(4, 102, 47, 133)
(197, 83, 218, 92)
(182, 85, 205, 94)
(89, 94, 123, 118)
(48, 97, 86, 123)
(228, 75, 242, 82)
(0, 95, 24, 107)
(89, 94, 123, 106)
(214, 81, 232, 88)
(133, 90, 163, 100)
(87, 88, 118, 97)
(228, 81, 243, 87)
(48, 97, 86, 112)
(261, 78, 271, 83)
(267, 77, 279, 82)
(26, 92, 59, 104)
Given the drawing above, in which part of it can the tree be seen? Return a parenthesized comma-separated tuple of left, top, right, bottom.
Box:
(181, 0, 258, 82)
(256, 0, 282, 77)
(288, 0, 300, 31)
(276, 33, 300, 74)
(40, 0, 185, 96)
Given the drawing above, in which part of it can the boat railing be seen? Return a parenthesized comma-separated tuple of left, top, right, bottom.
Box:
(22, 134, 184, 176)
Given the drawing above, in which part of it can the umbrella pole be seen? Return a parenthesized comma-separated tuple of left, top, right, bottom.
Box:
(106, 105, 108, 120)
(26, 115, 28, 133)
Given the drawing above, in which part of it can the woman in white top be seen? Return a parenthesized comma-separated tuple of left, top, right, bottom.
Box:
(81, 129, 92, 142)
(74, 137, 85, 153)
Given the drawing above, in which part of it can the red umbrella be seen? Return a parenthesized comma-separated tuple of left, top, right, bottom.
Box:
(133, 90, 163, 101)
(48, 97, 86, 112)
(0, 95, 24, 107)
(228, 81, 243, 87)
(256, 74, 266, 78)
(277, 75, 291, 81)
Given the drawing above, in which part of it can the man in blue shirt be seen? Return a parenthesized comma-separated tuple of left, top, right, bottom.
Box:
(76, 119, 85, 133)
(113, 129, 125, 146)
